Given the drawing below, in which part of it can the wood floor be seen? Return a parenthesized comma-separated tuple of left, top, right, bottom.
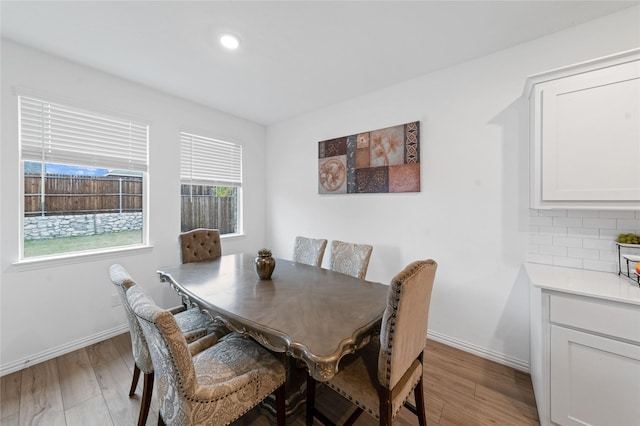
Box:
(0, 334, 539, 425)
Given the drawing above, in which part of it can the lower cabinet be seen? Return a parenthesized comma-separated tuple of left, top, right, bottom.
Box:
(550, 325, 640, 425)
(530, 279, 640, 426)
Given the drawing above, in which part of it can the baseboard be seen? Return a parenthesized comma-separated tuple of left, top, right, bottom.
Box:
(0, 324, 129, 377)
(1, 326, 530, 377)
(427, 330, 530, 373)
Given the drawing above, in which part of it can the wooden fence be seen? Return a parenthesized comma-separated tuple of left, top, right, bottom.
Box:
(24, 175, 237, 234)
(180, 185, 237, 234)
(24, 174, 142, 216)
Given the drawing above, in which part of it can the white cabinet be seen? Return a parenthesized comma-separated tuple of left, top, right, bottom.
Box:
(549, 294, 640, 426)
(526, 264, 640, 426)
(550, 326, 640, 426)
(525, 49, 640, 210)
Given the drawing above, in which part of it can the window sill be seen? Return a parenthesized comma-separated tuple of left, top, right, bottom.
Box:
(220, 232, 246, 240)
(12, 244, 154, 271)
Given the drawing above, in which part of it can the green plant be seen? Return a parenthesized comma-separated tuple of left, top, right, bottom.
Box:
(258, 248, 272, 257)
(617, 233, 640, 245)
(210, 186, 236, 197)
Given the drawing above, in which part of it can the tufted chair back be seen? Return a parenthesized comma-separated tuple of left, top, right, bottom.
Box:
(179, 228, 222, 264)
(293, 236, 328, 267)
(329, 240, 373, 279)
(126, 285, 287, 426)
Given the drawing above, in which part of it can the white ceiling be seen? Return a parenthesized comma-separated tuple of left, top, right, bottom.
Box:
(1, 1, 637, 125)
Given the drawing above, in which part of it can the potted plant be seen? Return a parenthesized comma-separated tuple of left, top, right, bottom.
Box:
(255, 248, 276, 280)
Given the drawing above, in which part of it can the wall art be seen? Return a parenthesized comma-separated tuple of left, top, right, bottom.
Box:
(318, 121, 420, 194)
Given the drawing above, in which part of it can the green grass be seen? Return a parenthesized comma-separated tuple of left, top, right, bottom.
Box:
(24, 230, 143, 258)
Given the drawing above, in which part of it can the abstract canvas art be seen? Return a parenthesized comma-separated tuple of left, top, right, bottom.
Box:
(318, 121, 420, 194)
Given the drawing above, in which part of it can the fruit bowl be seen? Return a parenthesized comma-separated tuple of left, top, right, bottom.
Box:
(616, 233, 640, 245)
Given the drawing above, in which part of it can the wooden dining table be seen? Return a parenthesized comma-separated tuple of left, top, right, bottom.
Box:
(157, 253, 389, 415)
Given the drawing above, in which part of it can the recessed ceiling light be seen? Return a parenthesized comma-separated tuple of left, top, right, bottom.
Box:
(220, 34, 240, 50)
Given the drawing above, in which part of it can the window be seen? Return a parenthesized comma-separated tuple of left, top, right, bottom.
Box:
(19, 96, 148, 259)
(180, 132, 242, 235)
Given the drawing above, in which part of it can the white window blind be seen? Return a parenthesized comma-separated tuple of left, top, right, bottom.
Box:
(180, 132, 242, 187)
(20, 96, 148, 171)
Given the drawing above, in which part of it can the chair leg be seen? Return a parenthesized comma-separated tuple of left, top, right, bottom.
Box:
(414, 377, 427, 426)
(343, 408, 363, 426)
(379, 387, 392, 426)
(275, 382, 286, 426)
(129, 364, 141, 397)
(138, 372, 154, 426)
(306, 373, 316, 426)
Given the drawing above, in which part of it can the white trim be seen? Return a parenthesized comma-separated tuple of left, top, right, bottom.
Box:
(427, 329, 530, 373)
(0, 325, 129, 377)
(0, 325, 529, 377)
(522, 47, 640, 99)
(12, 244, 154, 271)
(220, 232, 246, 240)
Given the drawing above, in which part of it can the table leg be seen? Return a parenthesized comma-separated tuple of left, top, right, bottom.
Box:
(260, 356, 307, 418)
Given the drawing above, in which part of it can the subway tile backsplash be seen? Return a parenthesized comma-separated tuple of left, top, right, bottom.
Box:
(528, 209, 640, 273)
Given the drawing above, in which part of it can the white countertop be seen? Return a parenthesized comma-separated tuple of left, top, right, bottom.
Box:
(525, 263, 640, 306)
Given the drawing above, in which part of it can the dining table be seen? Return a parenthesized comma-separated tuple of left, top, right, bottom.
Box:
(157, 252, 389, 416)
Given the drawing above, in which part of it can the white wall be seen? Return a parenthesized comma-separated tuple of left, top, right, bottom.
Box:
(265, 7, 640, 370)
(0, 40, 268, 374)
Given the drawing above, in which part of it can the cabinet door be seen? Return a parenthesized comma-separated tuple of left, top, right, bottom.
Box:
(550, 325, 640, 426)
(540, 60, 640, 202)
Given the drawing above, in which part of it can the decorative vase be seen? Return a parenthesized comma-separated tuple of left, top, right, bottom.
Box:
(255, 251, 276, 280)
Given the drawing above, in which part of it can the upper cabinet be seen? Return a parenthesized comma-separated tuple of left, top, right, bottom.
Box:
(525, 49, 640, 210)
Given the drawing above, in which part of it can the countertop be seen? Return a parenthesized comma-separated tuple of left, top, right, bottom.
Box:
(525, 263, 640, 306)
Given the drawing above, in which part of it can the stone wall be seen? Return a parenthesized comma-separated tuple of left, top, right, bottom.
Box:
(24, 212, 142, 240)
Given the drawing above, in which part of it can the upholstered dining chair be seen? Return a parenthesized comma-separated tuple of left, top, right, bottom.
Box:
(306, 259, 438, 426)
(126, 284, 287, 426)
(179, 228, 222, 264)
(329, 240, 374, 279)
(109, 264, 229, 426)
(293, 236, 328, 267)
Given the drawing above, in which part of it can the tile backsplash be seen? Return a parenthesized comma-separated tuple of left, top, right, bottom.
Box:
(528, 209, 640, 273)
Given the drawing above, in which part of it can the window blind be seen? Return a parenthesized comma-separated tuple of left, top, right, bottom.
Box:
(20, 96, 148, 171)
(180, 132, 242, 187)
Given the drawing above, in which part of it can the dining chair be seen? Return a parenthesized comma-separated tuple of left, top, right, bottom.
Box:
(179, 228, 222, 264)
(126, 284, 287, 426)
(306, 259, 438, 426)
(329, 240, 374, 279)
(293, 236, 328, 267)
(109, 264, 229, 426)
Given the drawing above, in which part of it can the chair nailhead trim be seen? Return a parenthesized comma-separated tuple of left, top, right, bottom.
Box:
(384, 280, 404, 383)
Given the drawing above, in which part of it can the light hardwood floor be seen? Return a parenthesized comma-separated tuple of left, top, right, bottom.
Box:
(1, 335, 539, 425)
